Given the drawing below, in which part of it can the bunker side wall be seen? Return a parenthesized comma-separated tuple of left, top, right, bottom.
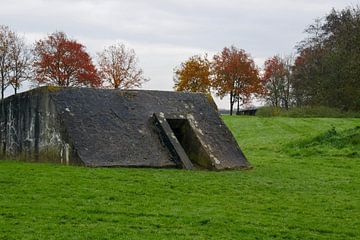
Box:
(0, 91, 79, 165)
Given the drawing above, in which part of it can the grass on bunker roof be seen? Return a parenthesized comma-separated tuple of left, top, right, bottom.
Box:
(0, 116, 359, 239)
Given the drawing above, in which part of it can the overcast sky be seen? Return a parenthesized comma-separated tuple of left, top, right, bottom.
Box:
(0, 0, 355, 108)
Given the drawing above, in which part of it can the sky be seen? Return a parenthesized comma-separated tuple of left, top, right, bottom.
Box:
(0, 0, 355, 109)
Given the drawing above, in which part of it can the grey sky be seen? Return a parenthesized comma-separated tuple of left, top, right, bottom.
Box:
(0, 0, 354, 108)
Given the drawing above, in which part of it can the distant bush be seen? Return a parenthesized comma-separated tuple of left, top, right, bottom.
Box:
(256, 106, 360, 118)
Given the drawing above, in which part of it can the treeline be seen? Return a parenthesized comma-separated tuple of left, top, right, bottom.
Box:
(2, 5, 359, 113)
(174, 6, 360, 113)
(292, 6, 360, 111)
(0, 28, 147, 100)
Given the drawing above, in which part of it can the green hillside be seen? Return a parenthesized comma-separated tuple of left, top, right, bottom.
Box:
(1, 117, 359, 239)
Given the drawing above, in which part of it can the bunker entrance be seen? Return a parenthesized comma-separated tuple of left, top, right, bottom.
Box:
(166, 119, 212, 169)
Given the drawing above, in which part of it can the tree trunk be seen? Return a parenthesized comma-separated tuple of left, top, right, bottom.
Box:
(1, 71, 4, 100)
(236, 96, 240, 115)
(284, 98, 289, 110)
(0, 100, 3, 155)
(285, 80, 290, 109)
(229, 92, 233, 115)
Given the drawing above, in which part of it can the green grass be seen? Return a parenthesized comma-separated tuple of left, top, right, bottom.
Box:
(1, 117, 360, 239)
(256, 106, 360, 118)
(287, 126, 360, 158)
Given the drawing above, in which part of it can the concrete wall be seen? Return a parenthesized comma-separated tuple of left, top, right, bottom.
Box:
(0, 90, 77, 164)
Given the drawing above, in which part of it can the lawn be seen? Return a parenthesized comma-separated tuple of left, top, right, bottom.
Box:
(0, 117, 359, 239)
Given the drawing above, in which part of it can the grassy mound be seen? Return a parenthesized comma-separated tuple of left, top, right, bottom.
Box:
(286, 126, 360, 158)
(1, 117, 359, 239)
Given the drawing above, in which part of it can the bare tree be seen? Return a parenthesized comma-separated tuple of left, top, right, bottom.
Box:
(0, 25, 31, 99)
(97, 43, 148, 89)
(8, 34, 31, 95)
(0, 25, 12, 100)
(280, 54, 294, 109)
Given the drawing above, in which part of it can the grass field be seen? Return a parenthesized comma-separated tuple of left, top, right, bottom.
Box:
(0, 117, 359, 239)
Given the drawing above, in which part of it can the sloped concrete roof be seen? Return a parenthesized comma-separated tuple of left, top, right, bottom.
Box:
(0, 87, 250, 170)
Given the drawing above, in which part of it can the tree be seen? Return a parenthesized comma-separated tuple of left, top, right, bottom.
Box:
(0, 25, 30, 99)
(292, 18, 328, 107)
(292, 47, 325, 106)
(173, 54, 211, 93)
(97, 43, 148, 89)
(0, 25, 13, 100)
(262, 55, 293, 109)
(33, 32, 101, 87)
(293, 6, 360, 111)
(8, 33, 31, 95)
(321, 7, 360, 111)
(281, 55, 293, 109)
(212, 46, 261, 115)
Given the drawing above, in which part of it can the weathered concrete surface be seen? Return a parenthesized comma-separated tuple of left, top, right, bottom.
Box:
(0, 87, 250, 170)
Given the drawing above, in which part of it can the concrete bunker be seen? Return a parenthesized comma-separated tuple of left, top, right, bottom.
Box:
(0, 87, 250, 170)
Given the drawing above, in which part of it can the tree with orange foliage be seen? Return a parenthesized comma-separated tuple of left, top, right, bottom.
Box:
(33, 32, 101, 87)
(97, 43, 148, 89)
(212, 46, 261, 115)
(173, 54, 211, 93)
(262, 55, 292, 108)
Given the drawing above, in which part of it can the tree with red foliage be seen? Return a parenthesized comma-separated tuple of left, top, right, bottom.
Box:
(262, 55, 292, 108)
(212, 46, 261, 115)
(33, 32, 101, 87)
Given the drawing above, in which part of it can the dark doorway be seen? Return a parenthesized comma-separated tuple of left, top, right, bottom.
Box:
(167, 119, 212, 169)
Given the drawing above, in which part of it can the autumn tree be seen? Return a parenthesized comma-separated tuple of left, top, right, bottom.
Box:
(262, 55, 293, 109)
(97, 43, 148, 89)
(33, 32, 101, 88)
(173, 54, 211, 93)
(212, 46, 262, 115)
